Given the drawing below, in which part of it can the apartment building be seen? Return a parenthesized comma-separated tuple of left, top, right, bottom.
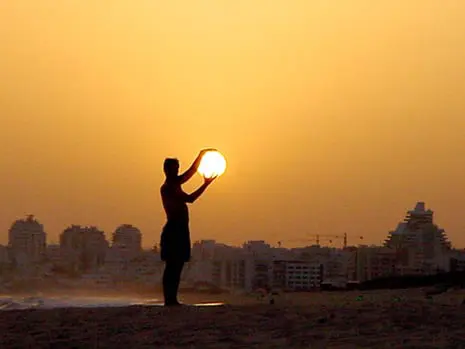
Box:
(60, 225, 108, 273)
(273, 260, 322, 291)
(112, 224, 142, 258)
(8, 215, 46, 264)
(351, 246, 397, 282)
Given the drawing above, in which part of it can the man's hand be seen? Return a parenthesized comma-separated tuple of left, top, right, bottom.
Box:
(199, 148, 217, 157)
(185, 175, 217, 203)
(203, 175, 218, 185)
(179, 148, 217, 184)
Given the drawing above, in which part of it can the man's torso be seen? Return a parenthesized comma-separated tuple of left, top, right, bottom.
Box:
(161, 181, 189, 224)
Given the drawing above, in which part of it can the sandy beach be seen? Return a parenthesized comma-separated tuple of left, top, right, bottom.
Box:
(1, 289, 465, 348)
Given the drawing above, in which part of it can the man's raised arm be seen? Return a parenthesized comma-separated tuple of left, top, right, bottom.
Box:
(184, 176, 217, 203)
(178, 148, 216, 184)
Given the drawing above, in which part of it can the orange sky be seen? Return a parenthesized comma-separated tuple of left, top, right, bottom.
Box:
(1, 1, 465, 248)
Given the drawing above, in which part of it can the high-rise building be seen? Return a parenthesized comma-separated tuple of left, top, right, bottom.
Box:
(112, 224, 142, 254)
(384, 202, 451, 274)
(8, 215, 46, 263)
(60, 225, 108, 273)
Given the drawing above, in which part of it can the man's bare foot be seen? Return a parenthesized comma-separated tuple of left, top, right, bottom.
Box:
(164, 301, 184, 307)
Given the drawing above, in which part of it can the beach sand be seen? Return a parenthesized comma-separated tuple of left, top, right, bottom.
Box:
(1, 289, 464, 348)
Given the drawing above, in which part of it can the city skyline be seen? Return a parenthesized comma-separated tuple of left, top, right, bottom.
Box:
(1, 202, 463, 249)
(3, 202, 464, 295)
(1, 2, 465, 247)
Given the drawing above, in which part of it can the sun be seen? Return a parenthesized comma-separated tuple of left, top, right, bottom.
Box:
(198, 151, 227, 178)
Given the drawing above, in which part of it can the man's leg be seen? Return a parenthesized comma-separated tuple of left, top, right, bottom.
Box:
(172, 261, 185, 303)
(163, 261, 177, 305)
(163, 260, 185, 306)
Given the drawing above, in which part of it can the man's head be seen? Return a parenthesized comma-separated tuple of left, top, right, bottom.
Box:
(163, 158, 179, 179)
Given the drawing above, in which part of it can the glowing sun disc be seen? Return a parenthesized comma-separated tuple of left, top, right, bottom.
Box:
(198, 151, 227, 178)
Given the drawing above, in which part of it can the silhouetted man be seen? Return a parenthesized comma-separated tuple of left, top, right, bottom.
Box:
(160, 149, 217, 306)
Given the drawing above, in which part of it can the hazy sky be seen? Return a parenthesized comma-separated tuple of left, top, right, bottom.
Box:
(1, 1, 465, 248)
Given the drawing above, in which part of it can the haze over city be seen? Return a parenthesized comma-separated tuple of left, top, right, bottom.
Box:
(1, 1, 465, 248)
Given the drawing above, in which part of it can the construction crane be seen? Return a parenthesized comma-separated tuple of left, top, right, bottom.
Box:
(316, 233, 365, 248)
(277, 234, 345, 248)
(316, 233, 348, 248)
(278, 233, 363, 249)
(276, 238, 318, 248)
(277, 237, 339, 248)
